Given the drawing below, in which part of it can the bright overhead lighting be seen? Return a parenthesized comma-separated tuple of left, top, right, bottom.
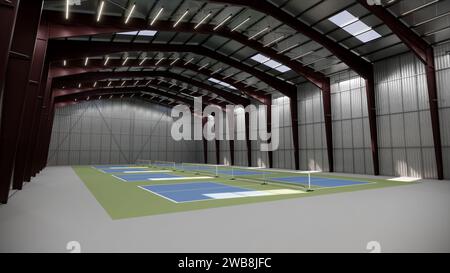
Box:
(146, 79, 152, 85)
(98, 96, 102, 99)
(248, 27, 269, 40)
(78, 83, 81, 88)
(194, 12, 212, 29)
(93, 81, 97, 87)
(97, 1, 105, 22)
(125, 4, 135, 24)
(278, 43, 299, 54)
(329, 10, 381, 43)
(121, 81, 126, 86)
(155, 58, 165, 65)
(151, 7, 164, 26)
(84, 57, 89, 66)
(122, 57, 129, 66)
(184, 58, 194, 65)
(108, 81, 112, 87)
(213, 14, 232, 30)
(211, 67, 222, 75)
(63, 60, 67, 66)
(139, 57, 147, 65)
(170, 58, 180, 66)
(291, 50, 314, 60)
(174, 9, 189, 28)
(231, 17, 250, 32)
(198, 63, 209, 70)
(65, 0, 69, 20)
(264, 35, 285, 47)
(208, 78, 237, 90)
(134, 80, 139, 85)
(251, 53, 291, 73)
(104, 57, 110, 66)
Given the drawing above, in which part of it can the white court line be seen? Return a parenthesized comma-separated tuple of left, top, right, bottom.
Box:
(123, 170, 173, 174)
(138, 186, 179, 203)
(112, 175, 127, 182)
(110, 167, 148, 170)
(147, 176, 213, 181)
(388, 177, 421, 182)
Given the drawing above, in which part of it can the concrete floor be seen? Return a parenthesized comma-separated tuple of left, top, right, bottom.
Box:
(0, 166, 449, 253)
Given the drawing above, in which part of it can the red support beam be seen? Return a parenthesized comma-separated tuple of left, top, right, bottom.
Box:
(366, 76, 380, 175)
(207, 0, 372, 79)
(357, 0, 443, 179)
(12, 25, 49, 189)
(289, 93, 300, 170)
(47, 40, 295, 99)
(0, 0, 19, 96)
(322, 79, 334, 172)
(244, 112, 252, 167)
(53, 70, 250, 106)
(262, 95, 273, 169)
(0, 0, 43, 203)
(42, 10, 326, 90)
(229, 140, 235, 166)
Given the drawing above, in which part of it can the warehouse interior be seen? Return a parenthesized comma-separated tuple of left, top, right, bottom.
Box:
(0, 0, 449, 253)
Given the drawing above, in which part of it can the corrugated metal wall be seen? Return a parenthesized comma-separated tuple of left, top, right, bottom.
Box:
(48, 99, 202, 165)
(272, 95, 294, 169)
(296, 43, 449, 179)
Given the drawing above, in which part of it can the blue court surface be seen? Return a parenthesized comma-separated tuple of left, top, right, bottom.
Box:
(139, 182, 252, 203)
(272, 176, 371, 188)
(114, 173, 180, 182)
(100, 168, 152, 173)
(217, 170, 269, 176)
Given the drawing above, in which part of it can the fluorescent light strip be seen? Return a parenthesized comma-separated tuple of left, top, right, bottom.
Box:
(213, 14, 232, 30)
(155, 58, 165, 65)
(198, 63, 209, 70)
(121, 81, 126, 86)
(291, 50, 314, 60)
(66, 0, 69, 20)
(248, 27, 268, 40)
(401, 0, 439, 16)
(93, 82, 97, 87)
(211, 68, 222, 75)
(231, 17, 250, 32)
(184, 58, 194, 65)
(264, 35, 285, 47)
(151, 7, 164, 26)
(78, 83, 81, 88)
(134, 80, 139, 85)
(170, 58, 180, 66)
(97, 1, 105, 22)
(122, 57, 129, 66)
(195, 12, 212, 29)
(104, 57, 110, 66)
(139, 57, 147, 65)
(84, 57, 89, 66)
(174, 9, 189, 27)
(108, 81, 112, 87)
(278, 43, 299, 54)
(125, 4, 135, 24)
(146, 80, 152, 85)
(63, 60, 67, 66)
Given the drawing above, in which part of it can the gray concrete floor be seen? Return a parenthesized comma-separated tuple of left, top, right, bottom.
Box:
(0, 166, 449, 253)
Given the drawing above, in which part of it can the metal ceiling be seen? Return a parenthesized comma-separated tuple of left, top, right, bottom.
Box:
(43, 0, 450, 92)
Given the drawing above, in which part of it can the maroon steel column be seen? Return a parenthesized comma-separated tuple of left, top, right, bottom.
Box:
(202, 117, 208, 164)
(365, 76, 380, 175)
(0, 0, 43, 203)
(0, 0, 19, 95)
(12, 25, 49, 189)
(322, 79, 334, 172)
(426, 48, 444, 179)
(289, 93, 300, 170)
(229, 140, 235, 166)
(264, 95, 273, 168)
(40, 95, 56, 170)
(215, 139, 220, 164)
(244, 112, 252, 167)
(29, 69, 52, 177)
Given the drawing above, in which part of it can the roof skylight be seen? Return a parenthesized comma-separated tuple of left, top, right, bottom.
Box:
(329, 10, 381, 43)
(117, 30, 158, 36)
(208, 78, 237, 90)
(251, 54, 292, 73)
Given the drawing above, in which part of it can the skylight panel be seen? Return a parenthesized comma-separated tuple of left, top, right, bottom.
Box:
(329, 10, 357, 27)
(208, 78, 237, 90)
(251, 53, 291, 73)
(117, 30, 157, 36)
(356, 30, 382, 43)
(329, 10, 381, 43)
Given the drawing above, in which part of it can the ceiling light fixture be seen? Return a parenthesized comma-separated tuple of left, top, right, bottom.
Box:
(122, 57, 129, 66)
(248, 27, 269, 40)
(213, 14, 233, 30)
(155, 58, 165, 65)
(170, 58, 180, 66)
(139, 57, 147, 65)
(97, 1, 105, 22)
(194, 12, 212, 29)
(65, 0, 69, 20)
(231, 17, 250, 32)
(264, 35, 285, 47)
(125, 4, 135, 24)
(184, 58, 194, 65)
(84, 57, 89, 66)
(151, 7, 164, 26)
(104, 57, 110, 66)
(174, 9, 189, 28)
